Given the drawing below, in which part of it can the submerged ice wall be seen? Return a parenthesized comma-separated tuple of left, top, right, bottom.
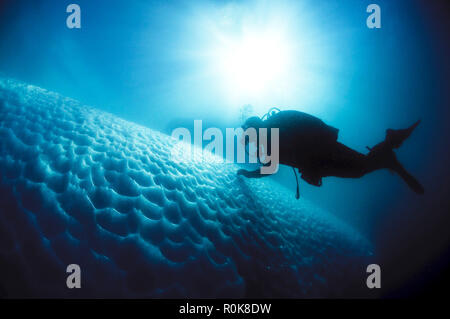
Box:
(0, 78, 372, 298)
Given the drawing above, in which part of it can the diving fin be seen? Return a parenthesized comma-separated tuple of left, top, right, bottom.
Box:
(391, 157, 425, 194)
(386, 120, 420, 149)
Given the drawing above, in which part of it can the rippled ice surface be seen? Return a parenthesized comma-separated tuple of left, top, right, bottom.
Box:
(0, 77, 372, 298)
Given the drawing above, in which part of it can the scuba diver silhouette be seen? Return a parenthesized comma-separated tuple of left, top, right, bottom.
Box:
(238, 108, 424, 199)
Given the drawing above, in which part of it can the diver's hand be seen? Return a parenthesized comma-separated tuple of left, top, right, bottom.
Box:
(237, 168, 263, 178)
(237, 169, 249, 177)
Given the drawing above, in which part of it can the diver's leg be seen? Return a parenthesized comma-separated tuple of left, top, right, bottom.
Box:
(237, 168, 271, 178)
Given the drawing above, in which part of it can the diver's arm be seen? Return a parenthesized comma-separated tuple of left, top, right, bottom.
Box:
(237, 168, 271, 178)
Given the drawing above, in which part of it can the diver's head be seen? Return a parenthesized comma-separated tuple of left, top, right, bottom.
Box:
(240, 116, 263, 151)
(242, 116, 264, 130)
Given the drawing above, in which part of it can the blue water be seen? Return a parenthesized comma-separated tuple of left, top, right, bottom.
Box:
(0, 0, 449, 297)
(0, 78, 372, 297)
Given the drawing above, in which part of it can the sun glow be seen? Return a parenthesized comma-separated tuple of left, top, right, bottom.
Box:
(182, 1, 333, 117)
(217, 30, 292, 96)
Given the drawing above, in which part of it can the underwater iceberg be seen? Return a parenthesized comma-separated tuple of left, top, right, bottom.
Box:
(0, 77, 372, 298)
